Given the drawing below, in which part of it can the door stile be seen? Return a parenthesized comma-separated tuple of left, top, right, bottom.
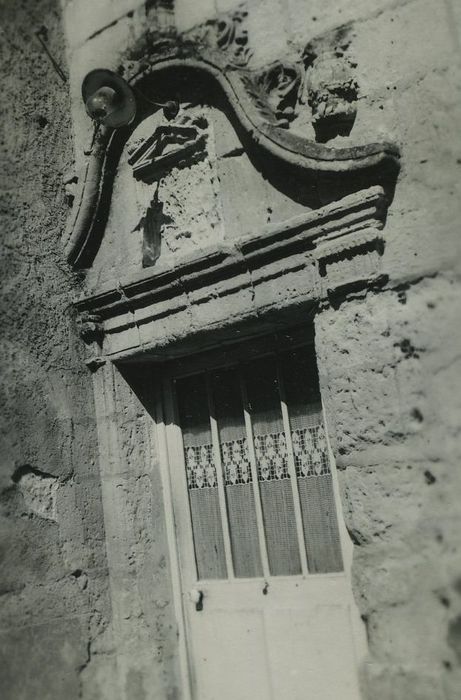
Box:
(154, 376, 193, 700)
(321, 400, 351, 572)
(238, 368, 271, 580)
(206, 373, 235, 580)
(276, 361, 310, 576)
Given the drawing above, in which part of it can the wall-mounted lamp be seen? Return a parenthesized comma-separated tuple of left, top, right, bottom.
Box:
(82, 70, 136, 127)
(82, 69, 179, 128)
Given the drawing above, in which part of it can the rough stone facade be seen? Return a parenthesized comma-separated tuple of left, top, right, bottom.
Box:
(0, 2, 113, 698)
(1, 1, 460, 700)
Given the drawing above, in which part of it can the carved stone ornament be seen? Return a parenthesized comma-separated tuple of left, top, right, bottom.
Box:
(76, 311, 103, 345)
(244, 61, 301, 128)
(304, 51, 359, 143)
(128, 115, 208, 183)
(190, 6, 253, 68)
(64, 2, 400, 269)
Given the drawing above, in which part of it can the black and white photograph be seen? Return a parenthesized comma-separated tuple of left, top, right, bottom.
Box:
(1, 1, 460, 698)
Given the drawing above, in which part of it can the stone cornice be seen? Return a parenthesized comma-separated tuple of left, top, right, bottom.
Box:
(75, 186, 387, 362)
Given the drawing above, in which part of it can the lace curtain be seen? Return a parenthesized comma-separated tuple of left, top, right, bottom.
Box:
(244, 356, 302, 576)
(213, 367, 263, 578)
(176, 373, 227, 580)
(175, 345, 343, 580)
(281, 347, 343, 574)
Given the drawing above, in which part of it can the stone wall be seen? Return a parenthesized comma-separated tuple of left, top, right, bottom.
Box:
(0, 1, 113, 698)
(310, 2, 461, 697)
(316, 274, 461, 699)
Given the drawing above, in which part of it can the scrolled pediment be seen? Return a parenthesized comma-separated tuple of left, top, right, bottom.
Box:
(65, 3, 400, 270)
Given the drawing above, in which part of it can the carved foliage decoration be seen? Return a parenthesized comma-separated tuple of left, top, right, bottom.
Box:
(190, 5, 253, 68)
(243, 61, 301, 129)
(213, 6, 252, 67)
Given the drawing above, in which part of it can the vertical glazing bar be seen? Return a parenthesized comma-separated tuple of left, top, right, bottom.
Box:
(277, 361, 310, 576)
(239, 369, 270, 579)
(206, 374, 235, 580)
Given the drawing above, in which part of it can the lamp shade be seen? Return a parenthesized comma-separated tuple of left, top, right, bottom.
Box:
(82, 69, 136, 128)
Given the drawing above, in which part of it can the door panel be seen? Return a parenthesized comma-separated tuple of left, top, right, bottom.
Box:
(190, 608, 272, 700)
(265, 604, 361, 700)
(184, 578, 361, 700)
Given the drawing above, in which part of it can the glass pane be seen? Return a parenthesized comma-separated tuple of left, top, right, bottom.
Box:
(212, 367, 263, 578)
(176, 373, 227, 580)
(244, 356, 301, 576)
(282, 347, 343, 573)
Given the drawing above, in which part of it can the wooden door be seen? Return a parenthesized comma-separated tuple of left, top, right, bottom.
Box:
(162, 337, 364, 700)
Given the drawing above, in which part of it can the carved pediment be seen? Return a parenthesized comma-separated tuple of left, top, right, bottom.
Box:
(65, 2, 400, 270)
